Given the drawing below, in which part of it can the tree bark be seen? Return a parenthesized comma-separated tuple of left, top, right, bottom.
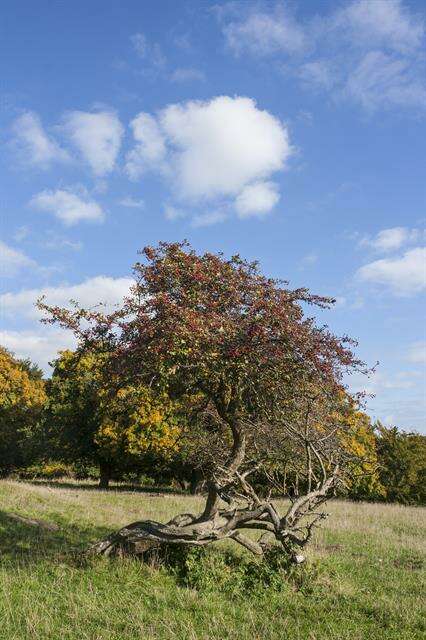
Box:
(200, 417, 246, 520)
(189, 469, 205, 495)
(99, 460, 112, 489)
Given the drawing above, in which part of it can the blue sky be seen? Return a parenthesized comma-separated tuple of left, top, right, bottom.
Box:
(1, 0, 425, 431)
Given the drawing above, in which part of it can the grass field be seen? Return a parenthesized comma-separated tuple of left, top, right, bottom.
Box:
(0, 479, 425, 640)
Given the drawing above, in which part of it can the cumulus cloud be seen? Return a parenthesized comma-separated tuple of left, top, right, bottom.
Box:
(220, 0, 426, 112)
(234, 181, 280, 218)
(11, 111, 69, 168)
(0, 241, 36, 277)
(160, 96, 289, 201)
(126, 96, 290, 222)
(62, 110, 124, 176)
(125, 112, 167, 179)
(361, 227, 423, 252)
(357, 247, 426, 295)
(0, 329, 76, 373)
(0, 276, 134, 372)
(0, 276, 134, 321)
(30, 188, 105, 226)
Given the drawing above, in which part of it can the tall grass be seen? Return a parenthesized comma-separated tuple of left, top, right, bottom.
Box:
(0, 479, 425, 640)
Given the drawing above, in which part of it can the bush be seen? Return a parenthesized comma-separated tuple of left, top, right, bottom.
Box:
(140, 544, 322, 597)
(18, 461, 74, 479)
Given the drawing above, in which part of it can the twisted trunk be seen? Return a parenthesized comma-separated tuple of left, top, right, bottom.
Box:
(88, 409, 339, 563)
(88, 469, 339, 561)
(201, 415, 246, 520)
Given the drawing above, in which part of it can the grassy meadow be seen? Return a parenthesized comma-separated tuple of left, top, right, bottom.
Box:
(0, 479, 425, 640)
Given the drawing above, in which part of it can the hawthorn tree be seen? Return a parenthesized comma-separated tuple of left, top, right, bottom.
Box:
(39, 241, 368, 562)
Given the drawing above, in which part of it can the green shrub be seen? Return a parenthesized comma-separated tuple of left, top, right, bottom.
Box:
(143, 544, 322, 597)
(19, 461, 74, 479)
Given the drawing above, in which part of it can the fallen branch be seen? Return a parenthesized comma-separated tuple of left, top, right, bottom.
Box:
(7, 512, 60, 531)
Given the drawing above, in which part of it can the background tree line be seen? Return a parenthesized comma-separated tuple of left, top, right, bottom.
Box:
(1, 344, 424, 505)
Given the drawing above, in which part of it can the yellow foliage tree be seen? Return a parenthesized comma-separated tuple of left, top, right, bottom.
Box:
(335, 395, 385, 499)
(0, 347, 46, 471)
(47, 349, 180, 487)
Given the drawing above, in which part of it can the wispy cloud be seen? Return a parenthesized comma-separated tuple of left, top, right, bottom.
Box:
(360, 227, 424, 252)
(170, 67, 205, 83)
(299, 252, 318, 269)
(407, 341, 426, 364)
(224, 5, 307, 57)
(220, 0, 426, 112)
(191, 210, 228, 227)
(118, 196, 145, 209)
(356, 246, 426, 295)
(130, 32, 166, 73)
(0, 241, 36, 277)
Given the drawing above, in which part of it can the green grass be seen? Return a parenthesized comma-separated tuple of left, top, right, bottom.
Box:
(0, 479, 425, 640)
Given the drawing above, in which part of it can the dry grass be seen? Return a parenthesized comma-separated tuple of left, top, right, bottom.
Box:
(0, 479, 425, 640)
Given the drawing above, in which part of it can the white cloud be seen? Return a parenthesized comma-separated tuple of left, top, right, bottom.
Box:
(357, 246, 426, 295)
(164, 205, 187, 221)
(0, 329, 76, 373)
(0, 276, 134, 321)
(130, 32, 166, 71)
(220, 1, 426, 112)
(171, 67, 205, 83)
(361, 227, 423, 252)
(30, 188, 105, 226)
(407, 341, 426, 364)
(299, 252, 319, 269)
(131, 32, 148, 57)
(11, 111, 69, 168)
(126, 96, 291, 221)
(345, 50, 426, 111)
(159, 96, 291, 201)
(0, 276, 134, 372)
(234, 181, 280, 218)
(223, 6, 307, 56)
(42, 234, 83, 251)
(62, 110, 124, 176)
(333, 0, 424, 54)
(0, 241, 36, 277)
(118, 196, 145, 209)
(299, 60, 335, 90)
(125, 112, 167, 179)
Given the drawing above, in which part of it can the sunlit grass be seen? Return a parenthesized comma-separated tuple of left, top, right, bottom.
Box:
(1, 479, 425, 640)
